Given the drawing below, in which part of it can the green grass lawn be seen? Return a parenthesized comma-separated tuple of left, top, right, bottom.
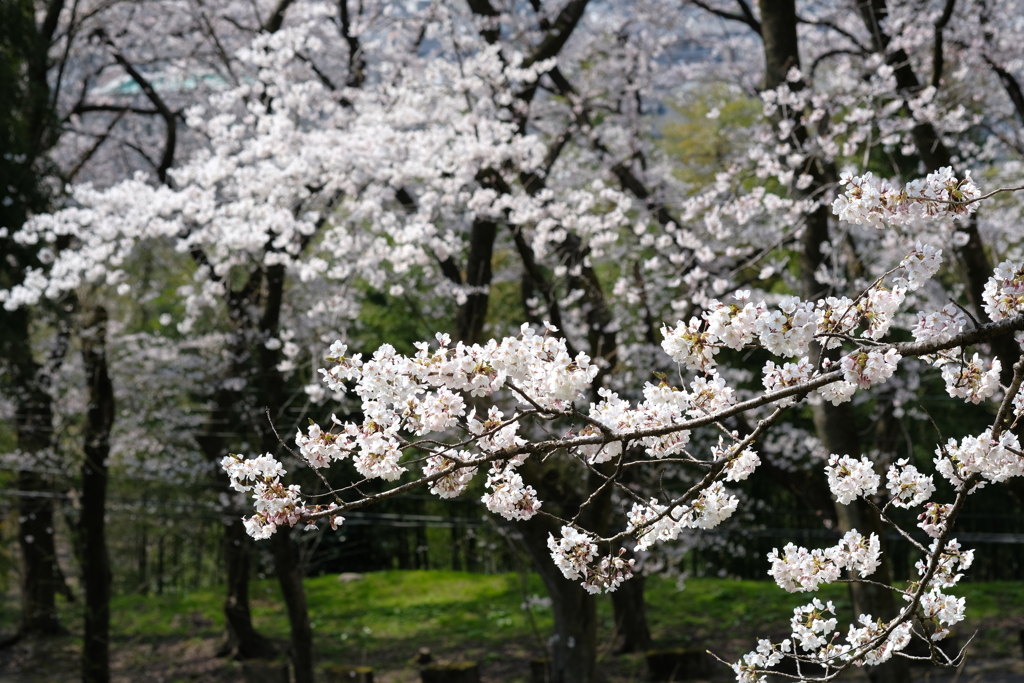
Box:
(3, 572, 1023, 680)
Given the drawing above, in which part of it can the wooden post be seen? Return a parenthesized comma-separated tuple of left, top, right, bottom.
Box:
(420, 662, 481, 683)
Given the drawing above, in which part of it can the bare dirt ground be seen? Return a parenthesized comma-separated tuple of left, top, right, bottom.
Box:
(2, 632, 1023, 683)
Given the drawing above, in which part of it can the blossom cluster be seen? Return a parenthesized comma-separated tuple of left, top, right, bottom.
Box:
(734, 597, 913, 678)
(296, 325, 597, 491)
(832, 168, 981, 229)
(912, 303, 966, 344)
(908, 540, 974, 640)
(840, 349, 901, 390)
(918, 503, 954, 539)
(481, 464, 542, 520)
(897, 243, 944, 291)
(731, 638, 791, 683)
(885, 459, 936, 509)
(660, 247, 940, 390)
(221, 453, 309, 540)
(423, 453, 477, 499)
(825, 454, 881, 505)
(582, 375, 736, 461)
(982, 260, 1024, 322)
(626, 481, 740, 551)
(547, 526, 635, 594)
(935, 428, 1024, 488)
(767, 530, 881, 593)
(939, 354, 1001, 404)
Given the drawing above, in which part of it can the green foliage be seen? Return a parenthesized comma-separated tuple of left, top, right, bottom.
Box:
(355, 282, 455, 356)
(3, 572, 1023, 674)
(658, 86, 762, 187)
(483, 248, 527, 337)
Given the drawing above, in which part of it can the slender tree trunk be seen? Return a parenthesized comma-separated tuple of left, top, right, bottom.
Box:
(519, 514, 600, 683)
(16, 470, 62, 637)
(222, 517, 276, 658)
(760, 2, 911, 680)
(198, 381, 277, 659)
(258, 263, 315, 683)
(8, 305, 63, 638)
(137, 523, 148, 595)
(611, 568, 651, 654)
(157, 536, 165, 596)
(80, 304, 115, 683)
(455, 219, 497, 344)
(271, 531, 315, 683)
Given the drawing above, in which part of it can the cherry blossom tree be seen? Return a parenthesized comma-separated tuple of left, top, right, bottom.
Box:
(1, 0, 319, 678)
(6, 1, 1024, 682)
(224, 181, 1024, 683)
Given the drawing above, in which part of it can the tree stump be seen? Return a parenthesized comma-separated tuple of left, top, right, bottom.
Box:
(645, 648, 708, 681)
(241, 659, 289, 683)
(420, 661, 481, 683)
(325, 664, 374, 683)
(529, 657, 550, 683)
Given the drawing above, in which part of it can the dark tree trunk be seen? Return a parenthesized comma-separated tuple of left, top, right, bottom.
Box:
(257, 263, 315, 683)
(759, 0, 800, 90)
(516, 448, 617, 683)
(519, 514, 600, 683)
(80, 304, 115, 683)
(157, 536, 165, 596)
(455, 219, 497, 344)
(137, 523, 148, 595)
(222, 517, 275, 659)
(195, 266, 279, 660)
(198, 382, 276, 659)
(15, 470, 62, 637)
(611, 568, 651, 654)
(0, 1, 72, 642)
(8, 305, 63, 638)
(272, 531, 316, 683)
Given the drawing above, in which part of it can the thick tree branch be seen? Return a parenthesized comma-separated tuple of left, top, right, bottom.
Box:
(466, 0, 501, 45)
(983, 55, 1024, 125)
(263, 0, 297, 33)
(523, 0, 590, 67)
(931, 0, 957, 87)
(797, 16, 870, 52)
(339, 0, 366, 86)
(96, 31, 177, 183)
(689, 0, 761, 35)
